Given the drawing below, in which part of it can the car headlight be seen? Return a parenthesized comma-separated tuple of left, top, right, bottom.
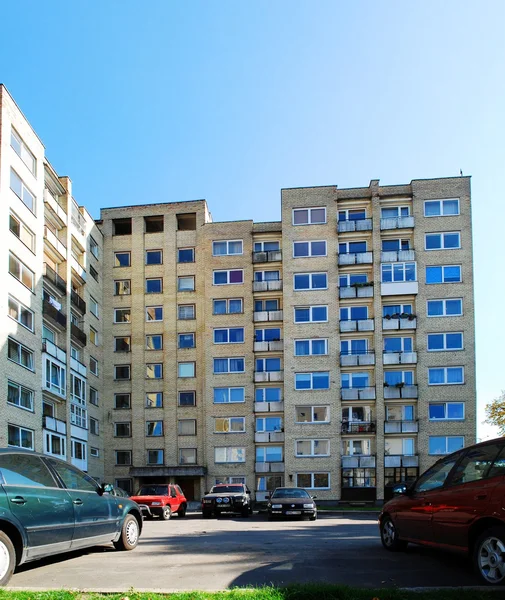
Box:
(223, 497, 230, 504)
(272, 504, 282, 509)
(303, 503, 314, 509)
(216, 498, 222, 503)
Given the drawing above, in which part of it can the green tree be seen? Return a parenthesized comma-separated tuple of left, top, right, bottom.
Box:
(485, 391, 505, 436)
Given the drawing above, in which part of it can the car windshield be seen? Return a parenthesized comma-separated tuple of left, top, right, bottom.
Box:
(272, 488, 310, 499)
(210, 485, 244, 494)
(137, 485, 169, 495)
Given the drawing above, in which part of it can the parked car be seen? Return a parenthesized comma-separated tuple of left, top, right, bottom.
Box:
(201, 484, 253, 518)
(379, 437, 505, 585)
(267, 487, 317, 520)
(130, 484, 187, 519)
(0, 449, 143, 586)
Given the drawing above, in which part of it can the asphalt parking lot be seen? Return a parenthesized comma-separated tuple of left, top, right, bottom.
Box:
(7, 513, 480, 591)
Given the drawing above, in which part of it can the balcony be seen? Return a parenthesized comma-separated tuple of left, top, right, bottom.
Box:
(254, 340, 283, 352)
(385, 420, 419, 434)
(43, 263, 67, 295)
(71, 203, 86, 240)
(341, 387, 376, 401)
(44, 227, 67, 260)
(380, 250, 415, 262)
(341, 421, 376, 435)
(42, 338, 66, 363)
(385, 454, 419, 468)
(254, 371, 283, 383)
(338, 251, 373, 266)
(254, 401, 284, 413)
(43, 300, 67, 328)
(44, 189, 67, 224)
(340, 352, 375, 367)
(339, 285, 373, 299)
(384, 385, 418, 399)
(341, 455, 376, 468)
(255, 431, 285, 443)
(71, 255, 86, 282)
(383, 352, 418, 365)
(71, 323, 87, 346)
(71, 290, 86, 313)
(382, 316, 417, 330)
(337, 218, 372, 233)
(70, 357, 87, 377)
(380, 216, 415, 230)
(340, 319, 374, 333)
(253, 250, 282, 263)
(381, 281, 419, 296)
(253, 310, 283, 322)
(42, 416, 67, 435)
(253, 280, 282, 292)
(255, 462, 285, 473)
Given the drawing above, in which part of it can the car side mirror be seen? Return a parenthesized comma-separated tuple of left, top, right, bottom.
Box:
(99, 483, 114, 496)
(204, 491, 209, 495)
(311, 495, 317, 500)
(392, 484, 408, 496)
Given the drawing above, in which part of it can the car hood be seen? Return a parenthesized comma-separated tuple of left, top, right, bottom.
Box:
(204, 492, 245, 498)
(270, 497, 314, 505)
(130, 494, 166, 502)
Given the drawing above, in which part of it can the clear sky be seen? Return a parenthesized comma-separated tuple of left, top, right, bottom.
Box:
(1, 1, 503, 438)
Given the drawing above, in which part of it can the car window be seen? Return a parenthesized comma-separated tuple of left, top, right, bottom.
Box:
(448, 444, 503, 486)
(414, 454, 460, 493)
(0, 454, 57, 488)
(170, 486, 177, 498)
(175, 485, 184, 496)
(47, 458, 98, 492)
(487, 446, 505, 479)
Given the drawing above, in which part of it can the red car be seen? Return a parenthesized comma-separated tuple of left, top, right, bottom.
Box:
(131, 484, 187, 520)
(379, 437, 505, 585)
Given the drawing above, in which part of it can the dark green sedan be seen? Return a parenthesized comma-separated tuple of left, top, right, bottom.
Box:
(0, 449, 143, 585)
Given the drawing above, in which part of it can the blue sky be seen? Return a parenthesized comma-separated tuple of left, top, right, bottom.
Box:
(1, 1, 504, 437)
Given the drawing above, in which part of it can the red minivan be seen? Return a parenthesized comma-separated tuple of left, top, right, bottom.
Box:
(379, 437, 505, 585)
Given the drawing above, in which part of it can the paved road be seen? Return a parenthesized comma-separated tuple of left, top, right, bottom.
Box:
(7, 513, 479, 591)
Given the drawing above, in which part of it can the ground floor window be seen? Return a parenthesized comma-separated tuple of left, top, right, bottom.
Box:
(384, 467, 418, 487)
(116, 478, 133, 494)
(342, 468, 376, 488)
(256, 475, 283, 491)
(44, 431, 66, 459)
(215, 476, 246, 485)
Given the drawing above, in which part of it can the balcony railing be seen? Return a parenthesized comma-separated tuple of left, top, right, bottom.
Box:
(381, 281, 419, 296)
(380, 249, 415, 262)
(341, 387, 376, 401)
(43, 263, 67, 295)
(70, 357, 87, 377)
(383, 351, 418, 365)
(44, 226, 67, 259)
(43, 416, 67, 434)
(340, 319, 374, 332)
(339, 285, 373, 299)
(255, 462, 285, 473)
(338, 251, 373, 265)
(384, 420, 419, 433)
(253, 280, 282, 292)
(42, 338, 66, 363)
(71, 290, 86, 313)
(385, 454, 419, 467)
(341, 421, 376, 434)
(254, 401, 284, 413)
(43, 189, 67, 223)
(380, 216, 415, 230)
(255, 431, 285, 443)
(253, 310, 283, 322)
(337, 218, 372, 232)
(341, 455, 376, 468)
(252, 250, 282, 263)
(254, 371, 283, 383)
(71, 323, 87, 346)
(254, 340, 283, 352)
(43, 300, 67, 328)
(384, 385, 418, 399)
(340, 352, 375, 367)
(71, 255, 87, 282)
(382, 316, 417, 330)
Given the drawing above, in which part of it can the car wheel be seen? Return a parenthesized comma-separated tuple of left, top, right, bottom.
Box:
(177, 504, 187, 518)
(113, 514, 139, 551)
(309, 514, 317, 521)
(380, 516, 408, 552)
(473, 527, 505, 585)
(161, 506, 172, 520)
(202, 510, 212, 519)
(241, 505, 250, 518)
(0, 531, 16, 586)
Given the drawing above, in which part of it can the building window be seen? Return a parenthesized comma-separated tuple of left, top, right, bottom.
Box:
(145, 278, 162, 294)
(114, 422, 131, 437)
(256, 357, 281, 372)
(147, 450, 164, 465)
(341, 372, 370, 389)
(115, 451, 132, 465)
(215, 447, 245, 463)
(178, 248, 195, 263)
(113, 218, 132, 235)
(213, 270, 244, 285)
(144, 215, 164, 233)
(293, 240, 327, 258)
(9, 212, 35, 252)
(146, 363, 163, 379)
(89, 265, 99, 282)
(8, 424, 34, 450)
(8, 338, 34, 370)
(426, 265, 462, 284)
(146, 250, 162, 265)
(7, 381, 34, 411)
(87, 297, 98, 317)
(114, 365, 131, 380)
(219, 476, 247, 485)
(296, 439, 330, 457)
(292, 207, 326, 225)
(44, 358, 66, 397)
(383, 304, 413, 318)
(89, 356, 99, 375)
(146, 421, 163, 436)
(429, 436, 464, 455)
(340, 306, 368, 321)
(296, 473, 329, 489)
(255, 328, 281, 342)
(255, 387, 282, 402)
(383, 337, 412, 353)
(178, 419, 197, 435)
(213, 240, 243, 256)
(9, 253, 34, 291)
(215, 417, 245, 433)
(429, 402, 465, 420)
(114, 393, 131, 409)
(342, 468, 376, 488)
(146, 306, 163, 321)
(178, 362, 195, 378)
(381, 262, 416, 283)
(294, 339, 328, 356)
(178, 304, 195, 320)
(338, 209, 366, 222)
(89, 387, 99, 406)
(114, 336, 131, 352)
(10, 169, 35, 213)
(343, 439, 371, 456)
(90, 327, 98, 345)
(295, 406, 329, 423)
(428, 367, 464, 385)
(213, 357, 245, 374)
(114, 308, 131, 323)
(89, 236, 99, 259)
(45, 431, 66, 458)
(214, 328, 244, 344)
(294, 305, 327, 323)
(180, 448, 197, 465)
(178, 276, 195, 291)
(339, 240, 367, 254)
(214, 387, 245, 403)
(427, 298, 462, 317)
(384, 371, 414, 386)
(179, 391, 195, 406)
(427, 332, 463, 351)
(114, 280, 131, 296)
(256, 446, 283, 462)
(254, 241, 280, 252)
(8, 296, 34, 332)
(293, 273, 327, 291)
(382, 238, 411, 252)
(90, 447, 99, 458)
(339, 274, 368, 288)
(424, 199, 460, 217)
(256, 416, 282, 432)
(254, 270, 280, 282)
(425, 232, 461, 251)
(114, 252, 131, 267)
(294, 372, 330, 390)
(255, 299, 279, 312)
(381, 206, 410, 219)
(71, 440, 85, 461)
(178, 333, 195, 348)
(146, 392, 163, 408)
(213, 298, 243, 314)
(146, 334, 163, 350)
(11, 128, 36, 174)
(89, 418, 99, 436)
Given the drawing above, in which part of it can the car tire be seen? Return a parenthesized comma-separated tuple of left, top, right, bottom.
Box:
(473, 526, 505, 585)
(113, 514, 139, 551)
(177, 504, 187, 518)
(380, 516, 408, 552)
(0, 531, 16, 586)
(241, 505, 250, 518)
(309, 514, 317, 521)
(202, 510, 212, 519)
(161, 506, 172, 520)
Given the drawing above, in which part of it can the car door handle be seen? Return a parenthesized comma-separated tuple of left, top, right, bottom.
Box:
(73, 499, 83, 505)
(10, 496, 26, 505)
(474, 494, 487, 500)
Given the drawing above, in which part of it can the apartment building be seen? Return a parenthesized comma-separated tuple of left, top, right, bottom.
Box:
(100, 177, 475, 504)
(0, 85, 104, 481)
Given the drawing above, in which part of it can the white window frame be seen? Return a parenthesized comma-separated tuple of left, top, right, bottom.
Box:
(114, 364, 131, 380)
(381, 262, 417, 283)
(89, 387, 99, 406)
(114, 308, 131, 323)
(426, 265, 462, 284)
(11, 128, 36, 174)
(114, 251, 131, 267)
(293, 272, 328, 291)
(213, 387, 245, 404)
(9, 253, 34, 291)
(179, 448, 197, 465)
(295, 472, 330, 489)
(147, 450, 164, 465)
(89, 356, 99, 376)
(114, 280, 131, 296)
(254, 240, 280, 252)
(428, 366, 464, 385)
(213, 358, 245, 374)
(213, 298, 244, 314)
(427, 332, 464, 351)
(145, 278, 163, 294)
(429, 436, 464, 455)
(115, 450, 132, 466)
(90, 447, 99, 458)
(8, 424, 34, 450)
(8, 338, 34, 371)
(178, 362, 195, 378)
(295, 439, 330, 457)
(292, 207, 327, 226)
(8, 295, 34, 332)
(294, 339, 328, 356)
(45, 430, 66, 459)
(255, 416, 282, 432)
(9, 211, 35, 253)
(213, 327, 245, 344)
(146, 306, 163, 321)
(146, 421, 164, 437)
(146, 363, 163, 379)
(293, 240, 327, 258)
(88, 297, 99, 317)
(294, 372, 330, 390)
(89, 327, 98, 346)
(44, 357, 66, 397)
(424, 198, 460, 217)
(214, 417, 246, 433)
(178, 276, 195, 291)
(178, 304, 195, 320)
(10, 168, 35, 213)
(7, 380, 34, 412)
(212, 240, 243, 256)
(145, 249, 163, 265)
(214, 447, 246, 464)
(178, 419, 197, 436)
(425, 232, 461, 251)
(294, 305, 328, 323)
(427, 298, 463, 317)
(213, 269, 244, 285)
(89, 236, 99, 259)
(381, 205, 410, 218)
(429, 402, 465, 421)
(146, 334, 163, 350)
(146, 392, 164, 408)
(295, 406, 330, 424)
(89, 417, 99, 436)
